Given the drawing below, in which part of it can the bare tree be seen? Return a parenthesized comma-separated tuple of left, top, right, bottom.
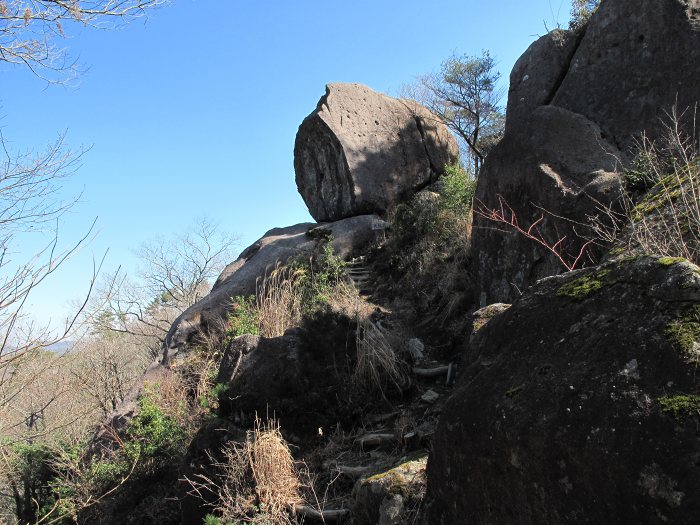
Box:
(0, 129, 105, 409)
(0, 1, 171, 521)
(95, 217, 239, 353)
(402, 50, 505, 177)
(0, 0, 168, 83)
(0, 0, 169, 392)
(69, 331, 151, 416)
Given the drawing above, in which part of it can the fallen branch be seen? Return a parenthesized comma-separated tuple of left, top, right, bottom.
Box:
(355, 433, 396, 449)
(413, 366, 450, 378)
(293, 504, 350, 521)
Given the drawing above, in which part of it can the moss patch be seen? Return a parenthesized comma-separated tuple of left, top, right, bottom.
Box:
(658, 394, 700, 420)
(608, 245, 626, 257)
(557, 270, 611, 300)
(658, 257, 687, 266)
(631, 172, 686, 221)
(665, 305, 700, 355)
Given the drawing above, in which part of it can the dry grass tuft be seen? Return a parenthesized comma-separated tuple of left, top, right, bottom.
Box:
(592, 106, 700, 265)
(326, 280, 375, 321)
(249, 418, 301, 517)
(145, 370, 204, 434)
(188, 417, 301, 524)
(353, 320, 408, 399)
(256, 263, 305, 338)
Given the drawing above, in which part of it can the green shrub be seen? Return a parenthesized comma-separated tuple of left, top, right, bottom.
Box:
(220, 242, 347, 344)
(623, 146, 662, 193)
(125, 389, 188, 459)
(3, 440, 56, 522)
(199, 382, 229, 411)
(304, 241, 347, 306)
(386, 161, 473, 278)
(441, 162, 475, 216)
(658, 394, 700, 421)
(226, 295, 260, 340)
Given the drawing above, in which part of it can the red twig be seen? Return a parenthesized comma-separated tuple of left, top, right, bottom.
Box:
(474, 195, 594, 271)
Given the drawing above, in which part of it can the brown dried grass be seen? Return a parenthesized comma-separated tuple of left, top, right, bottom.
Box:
(256, 263, 304, 338)
(592, 106, 700, 265)
(353, 319, 408, 400)
(188, 417, 301, 524)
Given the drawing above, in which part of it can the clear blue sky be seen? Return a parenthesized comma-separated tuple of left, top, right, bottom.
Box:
(0, 0, 573, 329)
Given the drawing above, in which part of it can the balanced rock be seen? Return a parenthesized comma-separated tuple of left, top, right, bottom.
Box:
(164, 214, 385, 356)
(423, 256, 700, 524)
(294, 83, 459, 222)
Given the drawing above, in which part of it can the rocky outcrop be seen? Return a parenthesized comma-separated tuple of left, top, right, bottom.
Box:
(216, 331, 316, 437)
(505, 29, 581, 133)
(423, 256, 700, 524)
(352, 453, 427, 525)
(216, 310, 359, 440)
(180, 418, 245, 525)
(473, 105, 622, 304)
(294, 83, 459, 222)
(551, 0, 700, 152)
(473, 0, 700, 304)
(163, 214, 385, 357)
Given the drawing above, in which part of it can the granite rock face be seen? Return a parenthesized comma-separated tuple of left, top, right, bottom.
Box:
(294, 83, 459, 222)
(423, 256, 700, 524)
(551, 0, 700, 152)
(473, 105, 622, 304)
(472, 0, 700, 304)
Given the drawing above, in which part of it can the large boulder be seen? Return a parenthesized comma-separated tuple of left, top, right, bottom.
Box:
(551, 0, 700, 152)
(473, 0, 700, 304)
(216, 310, 359, 440)
(294, 83, 459, 222)
(505, 29, 582, 134)
(423, 256, 700, 524)
(473, 105, 622, 304)
(164, 214, 385, 357)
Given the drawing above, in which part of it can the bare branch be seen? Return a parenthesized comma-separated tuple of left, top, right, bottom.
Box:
(474, 195, 596, 271)
(0, 0, 169, 83)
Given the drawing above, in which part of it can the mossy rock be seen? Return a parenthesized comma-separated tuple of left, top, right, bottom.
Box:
(352, 453, 427, 525)
(665, 304, 700, 358)
(556, 269, 611, 299)
(425, 256, 700, 524)
(658, 394, 700, 421)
